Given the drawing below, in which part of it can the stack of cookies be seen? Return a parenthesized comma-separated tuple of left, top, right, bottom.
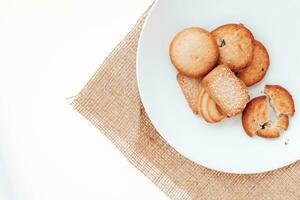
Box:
(170, 24, 295, 138)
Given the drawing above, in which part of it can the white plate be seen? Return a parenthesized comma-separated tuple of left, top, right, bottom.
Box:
(137, 0, 300, 174)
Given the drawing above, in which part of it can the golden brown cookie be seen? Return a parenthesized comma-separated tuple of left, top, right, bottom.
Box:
(198, 88, 214, 123)
(242, 85, 295, 139)
(212, 24, 255, 71)
(170, 27, 219, 77)
(273, 115, 289, 130)
(264, 85, 295, 116)
(237, 41, 270, 86)
(256, 127, 281, 138)
(207, 97, 225, 122)
(176, 73, 202, 114)
(242, 96, 270, 137)
(255, 115, 290, 138)
(202, 65, 250, 117)
(197, 88, 225, 123)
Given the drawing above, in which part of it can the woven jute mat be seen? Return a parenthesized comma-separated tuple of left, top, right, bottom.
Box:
(72, 6, 300, 200)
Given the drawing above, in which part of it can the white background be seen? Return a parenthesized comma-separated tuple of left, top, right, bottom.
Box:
(0, 0, 168, 199)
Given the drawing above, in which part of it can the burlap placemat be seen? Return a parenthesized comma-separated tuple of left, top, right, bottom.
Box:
(71, 6, 300, 200)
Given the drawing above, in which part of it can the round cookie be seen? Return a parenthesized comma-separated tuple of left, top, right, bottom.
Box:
(242, 85, 295, 139)
(169, 27, 219, 77)
(236, 41, 270, 86)
(212, 24, 255, 71)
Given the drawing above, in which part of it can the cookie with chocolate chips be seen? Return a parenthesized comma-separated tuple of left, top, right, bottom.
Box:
(237, 40, 270, 86)
(212, 24, 255, 71)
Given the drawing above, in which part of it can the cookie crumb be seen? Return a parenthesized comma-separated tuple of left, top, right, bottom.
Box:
(284, 139, 290, 145)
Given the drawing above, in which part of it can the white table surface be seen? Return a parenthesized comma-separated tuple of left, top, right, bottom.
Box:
(0, 0, 168, 199)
